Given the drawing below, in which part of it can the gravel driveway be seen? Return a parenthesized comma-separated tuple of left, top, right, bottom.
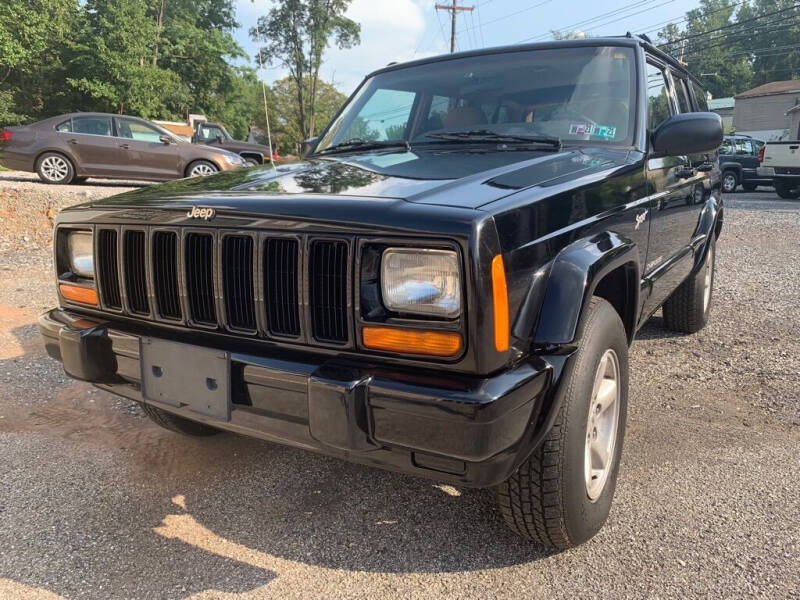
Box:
(0, 171, 798, 599)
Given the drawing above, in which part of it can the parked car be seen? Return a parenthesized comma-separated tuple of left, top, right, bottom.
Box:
(757, 140, 800, 199)
(719, 134, 769, 192)
(0, 112, 247, 184)
(192, 121, 272, 166)
(39, 36, 722, 549)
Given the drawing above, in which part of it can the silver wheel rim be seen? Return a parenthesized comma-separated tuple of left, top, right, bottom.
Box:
(190, 163, 216, 177)
(723, 174, 736, 192)
(585, 348, 621, 502)
(41, 156, 69, 181)
(703, 244, 714, 312)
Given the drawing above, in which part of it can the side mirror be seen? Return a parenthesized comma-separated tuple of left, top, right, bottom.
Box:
(159, 135, 172, 145)
(301, 136, 320, 158)
(651, 112, 722, 156)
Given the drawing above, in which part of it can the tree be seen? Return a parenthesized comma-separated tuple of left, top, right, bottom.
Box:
(257, 76, 347, 153)
(250, 0, 360, 140)
(735, 0, 800, 86)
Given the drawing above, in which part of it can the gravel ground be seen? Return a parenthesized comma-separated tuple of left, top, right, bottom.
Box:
(0, 172, 798, 599)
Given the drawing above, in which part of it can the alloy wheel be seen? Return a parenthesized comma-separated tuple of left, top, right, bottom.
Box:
(722, 173, 737, 193)
(190, 163, 217, 177)
(585, 348, 621, 502)
(41, 156, 69, 182)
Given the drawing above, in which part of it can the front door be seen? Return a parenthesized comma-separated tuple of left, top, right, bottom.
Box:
(642, 61, 697, 319)
(114, 118, 182, 180)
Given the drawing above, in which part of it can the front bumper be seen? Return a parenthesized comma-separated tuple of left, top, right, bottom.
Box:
(39, 308, 553, 487)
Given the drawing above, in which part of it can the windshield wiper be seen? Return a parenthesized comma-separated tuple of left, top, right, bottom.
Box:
(424, 129, 561, 150)
(316, 138, 411, 156)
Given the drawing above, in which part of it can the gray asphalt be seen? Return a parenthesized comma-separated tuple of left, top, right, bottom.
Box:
(1, 188, 798, 599)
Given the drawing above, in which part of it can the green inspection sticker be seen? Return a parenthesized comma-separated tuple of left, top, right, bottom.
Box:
(569, 123, 617, 139)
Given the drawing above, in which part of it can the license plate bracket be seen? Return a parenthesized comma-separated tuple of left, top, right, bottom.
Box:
(140, 337, 231, 420)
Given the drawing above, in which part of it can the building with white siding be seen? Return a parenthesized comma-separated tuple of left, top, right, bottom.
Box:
(734, 80, 800, 141)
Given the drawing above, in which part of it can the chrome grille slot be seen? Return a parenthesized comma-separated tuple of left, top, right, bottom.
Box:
(152, 231, 181, 320)
(222, 235, 256, 332)
(185, 232, 217, 326)
(123, 230, 149, 315)
(264, 238, 300, 337)
(97, 229, 121, 310)
(308, 239, 348, 344)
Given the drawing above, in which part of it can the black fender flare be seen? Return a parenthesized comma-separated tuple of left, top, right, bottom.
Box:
(719, 161, 743, 177)
(533, 232, 640, 347)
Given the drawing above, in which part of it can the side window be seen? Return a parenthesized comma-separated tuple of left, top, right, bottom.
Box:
(673, 76, 692, 114)
(55, 120, 72, 133)
(116, 119, 162, 142)
(691, 80, 709, 112)
(71, 116, 112, 136)
(200, 125, 222, 140)
(646, 63, 673, 131)
(720, 138, 734, 155)
(343, 88, 416, 141)
(735, 139, 754, 156)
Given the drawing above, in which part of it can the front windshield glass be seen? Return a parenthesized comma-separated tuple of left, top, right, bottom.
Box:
(316, 45, 637, 152)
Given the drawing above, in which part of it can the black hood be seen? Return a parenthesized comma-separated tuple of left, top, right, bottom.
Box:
(80, 146, 634, 212)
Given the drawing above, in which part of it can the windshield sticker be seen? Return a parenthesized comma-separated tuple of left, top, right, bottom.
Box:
(569, 123, 617, 139)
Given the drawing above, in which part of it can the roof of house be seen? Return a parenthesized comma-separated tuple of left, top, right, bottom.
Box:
(735, 80, 800, 99)
(708, 97, 735, 110)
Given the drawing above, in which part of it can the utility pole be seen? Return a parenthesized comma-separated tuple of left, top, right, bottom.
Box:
(435, 0, 474, 53)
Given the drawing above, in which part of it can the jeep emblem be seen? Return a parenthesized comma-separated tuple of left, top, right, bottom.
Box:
(186, 206, 215, 220)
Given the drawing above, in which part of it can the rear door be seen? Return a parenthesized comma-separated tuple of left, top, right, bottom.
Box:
(114, 118, 181, 180)
(734, 138, 760, 180)
(642, 60, 697, 318)
(57, 115, 123, 176)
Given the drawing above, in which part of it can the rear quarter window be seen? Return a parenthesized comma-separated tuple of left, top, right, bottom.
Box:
(55, 120, 72, 132)
(691, 80, 709, 112)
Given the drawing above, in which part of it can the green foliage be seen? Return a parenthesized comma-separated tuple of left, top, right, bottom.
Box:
(254, 76, 347, 153)
(251, 0, 360, 139)
(658, 0, 800, 98)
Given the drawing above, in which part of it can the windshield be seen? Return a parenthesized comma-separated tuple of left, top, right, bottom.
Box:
(316, 45, 637, 152)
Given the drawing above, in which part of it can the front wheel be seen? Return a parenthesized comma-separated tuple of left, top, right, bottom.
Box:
(497, 297, 628, 550)
(721, 171, 738, 193)
(186, 160, 219, 177)
(244, 157, 260, 167)
(774, 180, 800, 199)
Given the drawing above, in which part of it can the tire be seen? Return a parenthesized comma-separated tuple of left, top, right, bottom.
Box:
(497, 297, 628, 550)
(721, 170, 738, 193)
(186, 160, 219, 177)
(742, 183, 757, 192)
(36, 152, 75, 184)
(774, 180, 800, 200)
(139, 402, 221, 436)
(244, 157, 260, 167)
(662, 238, 716, 334)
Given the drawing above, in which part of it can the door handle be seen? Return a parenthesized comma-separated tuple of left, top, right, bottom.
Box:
(67, 138, 78, 145)
(119, 143, 130, 150)
(676, 167, 696, 179)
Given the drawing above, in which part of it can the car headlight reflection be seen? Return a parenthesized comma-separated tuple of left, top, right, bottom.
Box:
(381, 248, 461, 318)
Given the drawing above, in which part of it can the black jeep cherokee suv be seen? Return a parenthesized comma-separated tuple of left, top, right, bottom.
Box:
(719, 134, 769, 193)
(40, 36, 722, 550)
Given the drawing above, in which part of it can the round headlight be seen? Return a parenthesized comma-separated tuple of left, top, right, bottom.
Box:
(381, 248, 461, 318)
(67, 231, 94, 278)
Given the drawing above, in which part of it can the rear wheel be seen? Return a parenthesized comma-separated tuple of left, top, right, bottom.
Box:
(774, 180, 800, 199)
(186, 160, 218, 177)
(662, 238, 715, 333)
(721, 170, 738, 193)
(244, 157, 260, 167)
(139, 403, 221, 436)
(497, 297, 628, 550)
(36, 152, 74, 184)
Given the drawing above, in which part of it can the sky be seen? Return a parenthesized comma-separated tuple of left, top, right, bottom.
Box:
(233, 0, 701, 92)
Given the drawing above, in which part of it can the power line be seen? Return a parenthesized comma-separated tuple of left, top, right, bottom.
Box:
(520, 0, 668, 42)
(672, 16, 800, 57)
(456, 0, 554, 35)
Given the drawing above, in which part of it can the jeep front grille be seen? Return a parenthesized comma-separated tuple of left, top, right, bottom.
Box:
(94, 227, 350, 348)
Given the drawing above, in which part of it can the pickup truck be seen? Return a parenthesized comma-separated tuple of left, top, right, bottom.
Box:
(39, 36, 723, 550)
(192, 121, 272, 166)
(758, 141, 800, 199)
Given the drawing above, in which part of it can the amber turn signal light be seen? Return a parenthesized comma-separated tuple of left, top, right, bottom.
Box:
(59, 283, 99, 306)
(491, 254, 509, 352)
(362, 326, 462, 357)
